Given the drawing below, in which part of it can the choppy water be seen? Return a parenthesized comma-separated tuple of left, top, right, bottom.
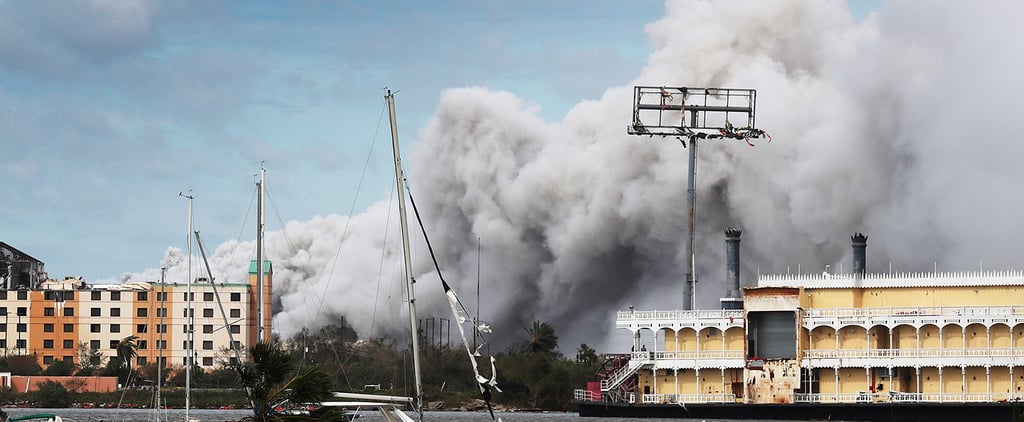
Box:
(1, 408, 785, 422)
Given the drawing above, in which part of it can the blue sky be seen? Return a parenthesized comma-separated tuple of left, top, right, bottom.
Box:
(0, 0, 667, 281)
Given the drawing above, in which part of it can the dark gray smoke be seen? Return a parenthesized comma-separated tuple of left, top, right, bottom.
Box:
(128, 0, 1024, 352)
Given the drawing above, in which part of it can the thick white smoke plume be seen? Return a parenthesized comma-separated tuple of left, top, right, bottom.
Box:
(126, 0, 1024, 352)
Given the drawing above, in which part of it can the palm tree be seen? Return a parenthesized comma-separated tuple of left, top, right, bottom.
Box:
(576, 343, 598, 365)
(236, 341, 336, 421)
(115, 335, 139, 386)
(116, 335, 138, 370)
(523, 320, 559, 354)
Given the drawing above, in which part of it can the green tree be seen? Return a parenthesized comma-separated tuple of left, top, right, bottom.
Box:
(236, 341, 337, 421)
(31, 380, 71, 407)
(75, 341, 104, 375)
(523, 321, 559, 354)
(41, 359, 74, 376)
(5, 355, 42, 375)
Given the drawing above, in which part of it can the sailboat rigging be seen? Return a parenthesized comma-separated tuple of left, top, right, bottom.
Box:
(386, 89, 502, 421)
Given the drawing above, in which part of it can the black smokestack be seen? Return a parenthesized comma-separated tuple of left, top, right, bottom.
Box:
(721, 227, 743, 310)
(852, 233, 868, 277)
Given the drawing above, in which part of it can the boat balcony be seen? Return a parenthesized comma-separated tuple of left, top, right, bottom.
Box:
(801, 347, 1024, 368)
(802, 305, 1024, 329)
(794, 392, 1018, 404)
(640, 393, 737, 404)
(617, 309, 744, 332)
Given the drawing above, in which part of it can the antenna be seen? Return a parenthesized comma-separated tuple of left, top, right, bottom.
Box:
(627, 86, 768, 310)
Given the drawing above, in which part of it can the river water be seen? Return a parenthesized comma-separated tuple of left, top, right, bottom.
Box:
(2, 408, 787, 421)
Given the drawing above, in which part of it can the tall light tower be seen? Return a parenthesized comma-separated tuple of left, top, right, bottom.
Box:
(627, 86, 767, 310)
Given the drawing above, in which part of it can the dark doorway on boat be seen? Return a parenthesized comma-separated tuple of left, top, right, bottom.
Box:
(746, 311, 797, 359)
(799, 368, 820, 394)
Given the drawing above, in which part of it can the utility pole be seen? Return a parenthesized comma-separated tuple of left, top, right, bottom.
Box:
(627, 86, 767, 310)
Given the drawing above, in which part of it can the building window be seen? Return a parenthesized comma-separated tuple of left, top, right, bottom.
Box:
(91, 291, 102, 300)
(63, 340, 74, 349)
(0, 306, 5, 315)
(16, 307, 27, 316)
(183, 324, 193, 333)
(138, 340, 148, 350)
(229, 356, 239, 366)
(183, 292, 195, 301)
(110, 324, 120, 333)
(0, 292, 5, 300)
(183, 340, 192, 350)
(90, 340, 100, 350)
(16, 323, 27, 332)
(137, 324, 148, 334)
(232, 341, 241, 350)
(63, 356, 74, 364)
(156, 308, 167, 317)
(230, 292, 241, 302)
(138, 292, 148, 301)
(183, 308, 194, 317)
(44, 307, 55, 316)
(137, 308, 148, 317)
(110, 308, 121, 317)
(157, 292, 167, 301)
(110, 291, 121, 301)
(64, 292, 74, 301)
(204, 292, 214, 301)
(0, 339, 6, 348)
(202, 357, 214, 366)
(16, 339, 26, 349)
(63, 307, 74, 316)
(110, 340, 119, 349)
(90, 324, 100, 333)
(157, 340, 166, 350)
(17, 291, 27, 300)
(230, 309, 241, 318)
(203, 325, 213, 334)
(43, 324, 54, 332)
(203, 308, 214, 318)
(156, 324, 167, 334)
(0, 323, 5, 331)
(137, 356, 147, 366)
(91, 308, 101, 317)
(230, 325, 240, 334)
(43, 340, 54, 349)
(43, 356, 54, 365)
(63, 324, 74, 333)
(203, 340, 213, 350)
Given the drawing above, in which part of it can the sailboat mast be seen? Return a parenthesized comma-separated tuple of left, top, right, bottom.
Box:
(179, 191, 194, 421)
(386, 89, 424, 420)
(256, 164, 266, 343)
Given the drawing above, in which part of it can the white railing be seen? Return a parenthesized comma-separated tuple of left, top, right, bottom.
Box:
(760, 270, 1024, 288)
(802, 305, 1024, 319)
(795, 391, 1015, 404)
(651, 350, 744, 360)
(574, 389, 598, 402)
(617, 309, 744, 323)
(802, 347, 1024, 359)
(641, 393, 736, 404)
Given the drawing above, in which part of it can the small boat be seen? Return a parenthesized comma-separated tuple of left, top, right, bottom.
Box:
(7, 414, 63, 422)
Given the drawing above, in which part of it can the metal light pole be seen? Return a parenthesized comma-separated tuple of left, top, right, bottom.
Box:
(627, 86, 767, 310)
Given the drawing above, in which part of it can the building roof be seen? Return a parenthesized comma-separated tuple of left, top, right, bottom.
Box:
(0, 241, 43, 264)
(758, 270, 1024, 289)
